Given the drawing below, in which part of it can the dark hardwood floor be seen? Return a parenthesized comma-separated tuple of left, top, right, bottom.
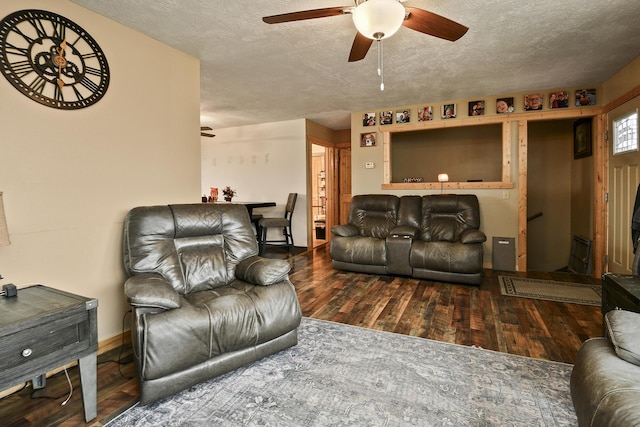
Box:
(0, 243, 602, 426)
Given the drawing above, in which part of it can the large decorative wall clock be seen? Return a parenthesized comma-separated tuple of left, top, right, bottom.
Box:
(0, 9, 110, 110)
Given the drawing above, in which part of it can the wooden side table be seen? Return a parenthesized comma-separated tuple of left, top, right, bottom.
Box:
(602, 273, 640, 333)
(0, 285, 98, 422)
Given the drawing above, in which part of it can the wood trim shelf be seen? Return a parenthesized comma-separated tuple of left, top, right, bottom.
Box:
(382, 181, 514, 190)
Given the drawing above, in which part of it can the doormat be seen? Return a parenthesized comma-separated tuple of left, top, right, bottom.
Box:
(499, 276, 601, 306)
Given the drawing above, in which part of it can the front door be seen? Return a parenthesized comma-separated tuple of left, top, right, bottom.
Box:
(607, 109, 640, 274)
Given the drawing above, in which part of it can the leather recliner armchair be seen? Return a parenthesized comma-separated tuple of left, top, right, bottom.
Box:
(330, 194, 486, 285)
(122, 203, 302, 404)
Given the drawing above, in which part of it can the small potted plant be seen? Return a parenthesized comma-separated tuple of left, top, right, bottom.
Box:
(222, 186, 236, 202)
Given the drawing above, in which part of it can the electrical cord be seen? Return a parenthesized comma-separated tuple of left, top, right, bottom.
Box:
(97, 309, 134, 379)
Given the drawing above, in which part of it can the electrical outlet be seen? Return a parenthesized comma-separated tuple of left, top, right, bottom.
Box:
(502, 190, 510, 199)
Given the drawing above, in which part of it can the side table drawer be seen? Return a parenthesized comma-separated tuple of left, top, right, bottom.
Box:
(0, 311, 90, 372)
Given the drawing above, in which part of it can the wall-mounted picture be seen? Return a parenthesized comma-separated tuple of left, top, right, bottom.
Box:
(396, 109, 411, 123)
(379, 111, 393, 125)
(362, 112, 376, 126)
(441, 104, 457, 119)
(573, 118, 592, 159)
(496, 97, 514, 114)
(469, 100, 485, 116)
(418, 106, 433, 121)
(360, 132, 377, 147)
(549, 91, 569, 108)
(524, 93, 543, 111)
(576, 89, 596, 106)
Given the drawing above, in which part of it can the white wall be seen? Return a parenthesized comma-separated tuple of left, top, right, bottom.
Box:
(201, 119, 308, 247)
(0, 1, 201, 341)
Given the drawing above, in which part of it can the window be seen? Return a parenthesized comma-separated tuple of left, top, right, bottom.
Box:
(613, 110, 638, 155)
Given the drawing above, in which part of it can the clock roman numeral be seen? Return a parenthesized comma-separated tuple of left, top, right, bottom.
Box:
(54, 83, 64, 102)
(28, 75, 47, 95)
(26, 18, 48, 39)
(4, 42, 29, 57)
(10, 60, 34, 78)
(85, 66, 104, 77)
(80, 76, 99, 93)
(10, 26, 35, 44)
(51, 20, 66, 41)
(72, 85, 85, 101)
(81, 52, 98, 60)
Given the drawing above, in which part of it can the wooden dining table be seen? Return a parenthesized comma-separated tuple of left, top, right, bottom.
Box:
(216, 201, 276, 218)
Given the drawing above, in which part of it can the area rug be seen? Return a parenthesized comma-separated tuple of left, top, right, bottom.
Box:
(105, 317, 577, 426)
(499, 275, 601, 306)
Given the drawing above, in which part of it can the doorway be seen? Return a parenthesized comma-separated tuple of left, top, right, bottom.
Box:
(311, 145, 327, 248)
(527, 119, 594, 272)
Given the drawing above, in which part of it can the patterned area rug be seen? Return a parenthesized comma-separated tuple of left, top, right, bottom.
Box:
(105, 318, 577, 426)
(499, 275, 602, 306)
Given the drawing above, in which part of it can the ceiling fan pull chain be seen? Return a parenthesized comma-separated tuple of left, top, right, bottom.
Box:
(377, 37, 384, 91)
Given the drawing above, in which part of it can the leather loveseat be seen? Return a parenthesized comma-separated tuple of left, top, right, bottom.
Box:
(123, 203, 302, 404)
(571, 309, 640, 427)
(330, 194, 486, 285)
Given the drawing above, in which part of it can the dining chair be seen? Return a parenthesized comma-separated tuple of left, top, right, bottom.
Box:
(259, 193, 297, 256)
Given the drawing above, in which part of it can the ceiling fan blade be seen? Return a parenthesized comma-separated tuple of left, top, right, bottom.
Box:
(201, 126, 213, 131)
(348, 32, 373, 62)
(263, 7, 351, 24)
(402, 8, 468, 41)
(201, 132, 215, 138)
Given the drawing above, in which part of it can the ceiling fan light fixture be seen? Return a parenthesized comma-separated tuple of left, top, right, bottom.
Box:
(352, 0, 405, 40)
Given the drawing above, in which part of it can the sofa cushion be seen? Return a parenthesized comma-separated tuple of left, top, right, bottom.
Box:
(330, 236, 387, 266)
(348, 195, 399, 239)
(605, 309, 640, 366)
(410, 240, 483, 274)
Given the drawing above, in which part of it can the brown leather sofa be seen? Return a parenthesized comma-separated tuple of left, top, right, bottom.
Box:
(123, 203, 302, 404)
(330, 194, 486, 285)
(571, 309, 640, 427)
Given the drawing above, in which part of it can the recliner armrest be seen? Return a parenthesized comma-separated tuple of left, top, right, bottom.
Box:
(460, 229, 487, 244)
(124, 273, 181, 310)
(390, 225, 418, 239)
(235, 256, 291, 286)
(331, 224, 360, 237)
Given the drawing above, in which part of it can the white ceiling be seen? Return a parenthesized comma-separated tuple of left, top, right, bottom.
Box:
(69, 0, 640, 130)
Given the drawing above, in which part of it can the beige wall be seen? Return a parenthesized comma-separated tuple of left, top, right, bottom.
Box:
(350, 86, 606, 268)
(200, 119, 308, 247)
(0, 1, 201, 341)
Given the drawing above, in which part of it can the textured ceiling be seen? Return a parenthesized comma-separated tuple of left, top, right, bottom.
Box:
(69, 0, 640, 130)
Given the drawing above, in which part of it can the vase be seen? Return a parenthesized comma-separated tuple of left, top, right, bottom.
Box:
(224, 196, 232, 202)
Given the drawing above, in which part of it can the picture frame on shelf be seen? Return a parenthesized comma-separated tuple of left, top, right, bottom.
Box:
(396, 109, 411, 123)
(573, 118, 592, 159)
(496, 97, 514, 114)
(524, 93, 543, 111)
(550, 91, 569, 108)
(418, 106, 433, 121)
(575, 89, 596, 106)
(360, 132, 376, 147)
(362, 112, 376, 126)
(468, 100, 485, 116)
(379, 111, 393, 125)
(441, 104, 457, 119)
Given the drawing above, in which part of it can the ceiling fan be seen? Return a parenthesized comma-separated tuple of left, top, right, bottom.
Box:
(262, 0, 468, 63)
(201, 126, 215, 138)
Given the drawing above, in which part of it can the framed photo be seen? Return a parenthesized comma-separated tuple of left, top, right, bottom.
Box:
(379, 111, 393, 125)
(549, 91, 569, 108)
(362, 112, 376, 126)
(496, 97, 514, 114)
(441, 104, 457, 119)
(468, 100, 485, 116)
(573, 118, 592, 159)
(418, 106, 433, 121)
(396, 109, 410, 123)
(524, 93, 543, 111)
(360, 132, 377, 147)
(576, 89, 596, 106)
